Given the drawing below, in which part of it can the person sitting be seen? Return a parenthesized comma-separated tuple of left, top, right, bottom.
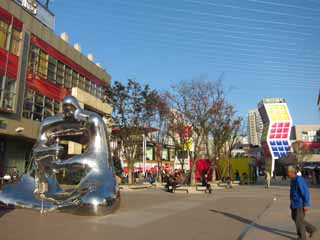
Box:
(201, 170, 212, 194)
(165, 174, 177, 193)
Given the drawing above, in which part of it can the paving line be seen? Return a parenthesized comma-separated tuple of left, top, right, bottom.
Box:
(237, 198, 275, 240)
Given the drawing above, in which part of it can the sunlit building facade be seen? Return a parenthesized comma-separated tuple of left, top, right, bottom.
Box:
(0, 0, 111, 175)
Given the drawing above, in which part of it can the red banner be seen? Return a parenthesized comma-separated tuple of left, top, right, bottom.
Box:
(0, 47, 19, 80)
(26, 71, 71, 101)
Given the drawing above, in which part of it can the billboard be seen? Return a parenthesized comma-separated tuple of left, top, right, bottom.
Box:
(15, 0, 55, 30)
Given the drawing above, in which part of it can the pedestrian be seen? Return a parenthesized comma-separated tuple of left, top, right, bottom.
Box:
(288, 166, 318, 240)
(235, 170, 240, 181)
(201, 170, 212, 194)
(264, 170, 271, 188)
(314, 166, 320, 185)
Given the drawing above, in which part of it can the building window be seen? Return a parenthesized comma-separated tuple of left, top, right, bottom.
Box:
(56, 61, 64, 85)
(22, 89, 33, 119)
(33, 93, 43, 121)
(0, 76, 16, 111)
(64, 66, 72, 89)
(0, 20, 9, 49)
(28, 45, 39, 73)
(85, 78, 91, 92)
(10, 28, 21, 56)
(23, 89, 61, 121)
(54, 101, 60, 114)
(96, 86, 102, 99)
(47, 55, 57, 83)
(72, 70, 79, 88)
(38, 50, 48, 78)
(91, 83, 96, 97)
(78, 74, 85, 90)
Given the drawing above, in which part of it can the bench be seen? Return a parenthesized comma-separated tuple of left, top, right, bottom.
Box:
(196, 185, 208, 193)
(217, 182, 232, 188)
(174, 187, 189, 194)
(129, 184, 152, 190)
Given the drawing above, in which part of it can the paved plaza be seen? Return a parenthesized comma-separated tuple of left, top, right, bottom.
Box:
(0, 185, 319, 240)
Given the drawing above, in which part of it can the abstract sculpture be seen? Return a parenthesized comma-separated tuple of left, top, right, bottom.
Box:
(0, 96, 120, 215)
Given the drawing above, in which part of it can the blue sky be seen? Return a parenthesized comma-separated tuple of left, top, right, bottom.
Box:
(50, 0, 320, 125)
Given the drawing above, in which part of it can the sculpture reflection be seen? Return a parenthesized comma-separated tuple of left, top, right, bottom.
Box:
(0, 96, 120, 215)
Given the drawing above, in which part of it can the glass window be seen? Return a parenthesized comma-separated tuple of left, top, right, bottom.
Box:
(33, 93, 43, 121)
(28, 45, 39, 73)
(85, 78, 91, 92)
(22, 90, 62, 121)
(47, 55, 57, 83)
(23, 89, 34, 119)
(64, 66, 72, 89)
(72, 70, 79, 88)
(44, 97, 53, 119)
(78, 75, 85, 90)
(0, 20, 9, 49)
(38, 50, 48, 78)
(56, 61, 65, 85)
(2, 77, 16, 110)
(96, 86, 102, 99)
(162, 148, 168, 161)
(91, 83, 96, 96)
(54, 101, 60, 114)
(10, 28, 21, 56)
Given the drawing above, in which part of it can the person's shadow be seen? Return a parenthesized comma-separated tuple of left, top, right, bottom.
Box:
(210, 209, 296, 240)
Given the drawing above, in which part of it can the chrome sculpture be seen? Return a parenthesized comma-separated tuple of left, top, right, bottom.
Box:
(0, 96, 120, 215)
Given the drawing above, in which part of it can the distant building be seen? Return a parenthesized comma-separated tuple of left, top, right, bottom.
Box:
(258, 98, 293, 175)
(291, 125, 320, 155)
(247, 109, 263, 146)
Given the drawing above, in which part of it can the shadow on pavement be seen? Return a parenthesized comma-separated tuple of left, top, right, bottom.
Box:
(0, 207, 14, 218)
(210, 209, 296, 240)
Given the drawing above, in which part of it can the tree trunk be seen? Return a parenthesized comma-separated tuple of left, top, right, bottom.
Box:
(191, 156, 197, 186)
(128, 164, 133, 185)
(211, 164, 216, 182)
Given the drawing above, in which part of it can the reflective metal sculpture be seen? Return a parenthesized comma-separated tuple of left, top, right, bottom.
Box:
(0, 96, 120, 215)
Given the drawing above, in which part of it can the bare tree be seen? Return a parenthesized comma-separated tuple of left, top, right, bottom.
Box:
(166, 78, 225, 185)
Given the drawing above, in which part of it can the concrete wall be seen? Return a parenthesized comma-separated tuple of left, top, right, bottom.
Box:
(0, 117, 40, 140)
(293, 125, 320, 141)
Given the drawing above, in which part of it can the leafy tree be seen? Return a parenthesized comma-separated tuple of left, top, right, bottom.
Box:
(106, 79, 159, 184)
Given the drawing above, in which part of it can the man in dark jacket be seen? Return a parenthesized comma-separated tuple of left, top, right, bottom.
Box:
(288, 166, 318, 240)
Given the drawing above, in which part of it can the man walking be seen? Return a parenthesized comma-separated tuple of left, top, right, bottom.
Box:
(288, 166, 318, 239)
(264, 170, 271, 188)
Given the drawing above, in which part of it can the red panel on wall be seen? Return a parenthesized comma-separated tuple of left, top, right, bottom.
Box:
(0, 7, 11, 23)
(30, 36, 106, 87)
(0, 47, 19, 80)
(0, 7, 23, 31)
(26, 71, 71, 101)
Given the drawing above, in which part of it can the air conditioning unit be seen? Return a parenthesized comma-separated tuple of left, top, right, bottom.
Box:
(87, 53, 94, 62)
(60, 32, 69, 42)
(74, 43, 81, 52)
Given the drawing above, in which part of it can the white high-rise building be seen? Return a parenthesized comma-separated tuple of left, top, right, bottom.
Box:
(247, 109, 263, 146)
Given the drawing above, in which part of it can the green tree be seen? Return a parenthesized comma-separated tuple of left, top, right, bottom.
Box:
(107, 79, 159, 184)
